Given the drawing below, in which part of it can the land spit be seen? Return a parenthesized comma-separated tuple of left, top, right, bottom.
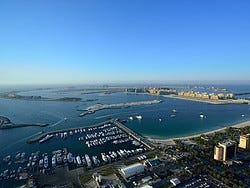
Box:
(0, 116, 48, 129)
(79, 99, 162, 117)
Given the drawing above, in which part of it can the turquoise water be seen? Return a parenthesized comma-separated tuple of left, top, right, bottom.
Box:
(0, 89, 250, 157)
(0, 86, 250, 187)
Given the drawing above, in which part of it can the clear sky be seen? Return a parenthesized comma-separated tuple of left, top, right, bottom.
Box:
(0, 0, 250, 85)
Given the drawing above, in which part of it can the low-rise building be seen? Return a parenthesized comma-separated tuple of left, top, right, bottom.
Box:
(170, 178, 181, 186)
(120, 163, 144, 179)
(144, 158, 163, 170)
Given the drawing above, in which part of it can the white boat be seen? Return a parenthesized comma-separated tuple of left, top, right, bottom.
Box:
(106, 154, 111, 162)
(67, 153, 74, 163)
(44, 155, 48, 168)
(200, 113, 205, 119)
(39, 134, 54, 144)
(76, 156, 82, 165)
(129, 116, 133, 120)
(39, 159, 43, 168)
(85, 154, 92, 167)
(52, 156, 56, 167)
(92, 156, 99, 165)
(136, 115, 142, 120)
(170, 114, 176, 118)
(57, 156, 62, 164)
(101, 153, 108, 163)
(63, 155, 67, 163)
(81, 156, 86, 165)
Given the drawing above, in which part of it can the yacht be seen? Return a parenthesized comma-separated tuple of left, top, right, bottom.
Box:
(101, 153, 108, 163)
(92, 156, 99, 165)
(128, 116, 133, 120)
(52, 156, 56, 167)
(44, 155, 49, 168)
(63, 155, 68, 163)
(172, 109, 178, 113)
(85, 154, 92, 167)
(136, 115, 142, 120)
(76, 156, 82, 165)
(39, 134, 54, 144)
(67, 153, 74, 163)
(57, 156, 62, 164)
(200, 112, 205, 119)
(81, 156, 86, 165)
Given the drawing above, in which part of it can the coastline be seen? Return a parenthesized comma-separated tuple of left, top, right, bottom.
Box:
(162, 94, 249, 105)
(147, 120, 250, 145)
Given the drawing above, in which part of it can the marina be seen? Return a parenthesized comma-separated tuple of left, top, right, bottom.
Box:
(0, 119, 152, 183)
(1, 86, 250, 187)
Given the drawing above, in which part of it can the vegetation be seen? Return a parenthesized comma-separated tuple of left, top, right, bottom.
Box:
(98, 167, 114, 176)
(79, 173, 92, 185)
(123, 158, 139, 165)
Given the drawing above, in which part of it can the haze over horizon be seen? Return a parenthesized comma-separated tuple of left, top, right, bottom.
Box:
(1, 0, 250, 85)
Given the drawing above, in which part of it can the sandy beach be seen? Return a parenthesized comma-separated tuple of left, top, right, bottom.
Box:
(148, 120, 250, 145)
(162, 94, 249, 105)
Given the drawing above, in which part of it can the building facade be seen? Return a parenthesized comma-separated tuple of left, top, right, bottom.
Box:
(239, 134, 250, 149)
(214, 140, 237, 161)
(120, 163, 144, 179)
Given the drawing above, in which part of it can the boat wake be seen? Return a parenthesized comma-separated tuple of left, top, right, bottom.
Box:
(94, 112, 138, 120)
(48, 118, 67, 128)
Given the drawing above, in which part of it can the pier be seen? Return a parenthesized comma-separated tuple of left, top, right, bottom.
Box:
(112, 120, 155, 150)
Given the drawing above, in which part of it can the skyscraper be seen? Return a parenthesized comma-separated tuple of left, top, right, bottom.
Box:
(214, 140, 237, 161)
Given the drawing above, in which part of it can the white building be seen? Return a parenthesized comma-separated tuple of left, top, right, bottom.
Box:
(120, 163, 144, 179)
(139, 185, 153, 188)
(170, 178, 181, 186)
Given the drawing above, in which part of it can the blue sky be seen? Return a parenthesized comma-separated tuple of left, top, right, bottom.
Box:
(0, 0, 250, 85)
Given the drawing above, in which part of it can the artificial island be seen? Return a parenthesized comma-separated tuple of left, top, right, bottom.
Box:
(0, 85, 250, 188)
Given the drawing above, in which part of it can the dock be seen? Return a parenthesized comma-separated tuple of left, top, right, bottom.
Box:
(27, 119, 155, 150)
(27, 120, 114, 143)
(112, 120, 155, 150)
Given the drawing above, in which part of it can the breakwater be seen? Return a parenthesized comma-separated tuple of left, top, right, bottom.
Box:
(0, 116, 49, 129)
(79, 100, 162, 117)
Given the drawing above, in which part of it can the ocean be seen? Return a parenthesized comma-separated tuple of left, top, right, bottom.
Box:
(0, 84, 250, 187)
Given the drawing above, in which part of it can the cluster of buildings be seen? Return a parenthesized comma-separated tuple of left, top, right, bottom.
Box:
(214, 134, 250, 162)
(125, 87, 178, 95)
(118, 158, 178, 187)
(146, 88, 177, 95)
(178, 91, 234, 100)
(125, 88, 146, 93)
